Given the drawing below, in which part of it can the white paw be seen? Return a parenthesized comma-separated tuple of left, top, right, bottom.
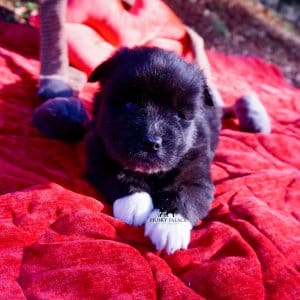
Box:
(113, 192, 153, 226)
(145, 209, 192, 254)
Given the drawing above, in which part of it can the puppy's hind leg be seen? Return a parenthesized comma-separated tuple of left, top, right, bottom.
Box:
(224, 93, 271, 134)
(186, 27, 271, 134)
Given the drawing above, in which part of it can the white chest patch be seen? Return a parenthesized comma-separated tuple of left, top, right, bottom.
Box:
(113, 192, 153, 226)
(145, 209, 192, 254)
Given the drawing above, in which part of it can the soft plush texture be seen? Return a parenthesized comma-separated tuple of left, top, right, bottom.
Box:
(0, 16, 300, 300)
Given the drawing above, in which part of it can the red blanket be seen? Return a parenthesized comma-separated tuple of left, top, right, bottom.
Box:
(0, 21, 299, 299)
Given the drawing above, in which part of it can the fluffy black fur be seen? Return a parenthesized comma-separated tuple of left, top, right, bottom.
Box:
(86, 47, 221, 225)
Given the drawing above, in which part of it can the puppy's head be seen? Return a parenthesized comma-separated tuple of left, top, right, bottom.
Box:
(89, 47, 213, 174)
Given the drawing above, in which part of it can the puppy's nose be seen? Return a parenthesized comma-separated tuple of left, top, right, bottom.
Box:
(144, 136, 162, 152)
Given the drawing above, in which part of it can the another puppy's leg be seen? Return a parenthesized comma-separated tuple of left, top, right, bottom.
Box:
(33, 0, 89, 141)
(186, 26, 224, 108)
(39, 0, 73, 99)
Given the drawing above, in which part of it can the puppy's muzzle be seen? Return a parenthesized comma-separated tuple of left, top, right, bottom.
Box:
(143, 135, 162, 153)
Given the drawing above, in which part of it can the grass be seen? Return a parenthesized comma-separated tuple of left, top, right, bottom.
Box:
(0, 0, 37, 23)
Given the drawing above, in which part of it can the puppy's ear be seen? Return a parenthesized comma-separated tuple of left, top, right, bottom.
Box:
(88, 55, 118, 83)
(203, 84, 214, 106)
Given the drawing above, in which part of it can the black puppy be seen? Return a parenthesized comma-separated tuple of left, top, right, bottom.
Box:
(86, 47, 221, 254)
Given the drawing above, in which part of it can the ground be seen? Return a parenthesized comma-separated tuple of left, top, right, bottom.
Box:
(0, 0, 299, 87)
(165, 0, 300, 87)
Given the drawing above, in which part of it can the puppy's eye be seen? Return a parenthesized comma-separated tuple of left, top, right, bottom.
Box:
(175, 111, 186, 120)
(174, 111, 192, 121)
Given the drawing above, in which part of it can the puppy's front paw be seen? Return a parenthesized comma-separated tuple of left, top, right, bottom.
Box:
(145, 209, 192, 254)
(113, 192, 153, 226)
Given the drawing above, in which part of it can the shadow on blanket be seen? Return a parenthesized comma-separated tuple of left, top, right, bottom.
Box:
(0, 22, 299, 299)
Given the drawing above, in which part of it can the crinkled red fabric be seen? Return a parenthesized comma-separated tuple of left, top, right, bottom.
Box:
(0, 20, 300, 299)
